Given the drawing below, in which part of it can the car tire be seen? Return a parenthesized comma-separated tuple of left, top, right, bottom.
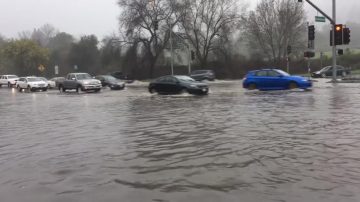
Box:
(149, 87, 156, 94)
(27, 86, 31, 92)
(8, 82, 11, 88)
(17, 85, 22, 92)
(248, 83, 257, 90)
(180, 88, 188, 94)
(95, 89, 101, 93)
(288, 82, 298, 90)
(59, 85, 66, 93)
(43, 88, 47, 92)
(76, 85, 81, 93)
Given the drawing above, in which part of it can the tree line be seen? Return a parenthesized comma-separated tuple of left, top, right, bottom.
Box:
(1, 0, 359, 79)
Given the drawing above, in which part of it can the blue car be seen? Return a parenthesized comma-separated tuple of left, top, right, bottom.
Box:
(243, 69, 312, 90)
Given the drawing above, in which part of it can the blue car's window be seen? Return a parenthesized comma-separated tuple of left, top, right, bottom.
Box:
(255, 71, 267, 77)
(268, 70, 282, 77)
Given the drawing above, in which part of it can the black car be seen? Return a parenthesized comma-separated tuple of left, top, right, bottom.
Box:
(148, 75, 209, 95)
(190, 70, 215, 81)
(311, 65, 351, 78)
(110, 71, 134, 84)
(95, 75, 126, 90)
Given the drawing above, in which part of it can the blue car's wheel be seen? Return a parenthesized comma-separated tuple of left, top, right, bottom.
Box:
(248, 83, 257, 90)
(288, 82, 298, 89)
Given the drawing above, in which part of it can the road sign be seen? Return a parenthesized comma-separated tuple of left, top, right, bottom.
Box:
(315, 16, 326, 22)
(38, 64, 45, 72)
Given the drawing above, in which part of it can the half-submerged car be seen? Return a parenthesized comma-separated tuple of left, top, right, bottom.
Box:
(243, 69, 312, 91)
(58, 73, 101, 93)
(311, 65, 351, 78)
(95, 75, 125, 90)
(148, 75, 209, 95)
(16, 77, 48, 92)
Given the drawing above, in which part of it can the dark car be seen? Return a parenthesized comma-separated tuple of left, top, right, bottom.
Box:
(110, 71, 134, 84)
(190, 70, 215, 81)
(148, 75, 209, 95)
(311, 65, 351, 78)
(95, 75, 125, 90)
(243, 68, 312, 91)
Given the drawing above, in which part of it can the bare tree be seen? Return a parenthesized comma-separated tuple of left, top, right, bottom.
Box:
(245, 0, 306, 64)
(118, 0, 186, 78)
(180, 0, 242, 68)
(31, 24, 59, 47)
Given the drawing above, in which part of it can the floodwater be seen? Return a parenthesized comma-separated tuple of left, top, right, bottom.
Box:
(0, 80, 360, 202)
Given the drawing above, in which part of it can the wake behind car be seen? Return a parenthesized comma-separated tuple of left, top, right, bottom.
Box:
(16, 77, 48, 92)
(95, 75, 125, 90)
(0, 75, 19, 87)
(243, 69, 312, 91)
(58, 73, 101, 93)
(149, 75, 209, 95)
(190, 70, 215, 81)
(311, 65, 351, 78)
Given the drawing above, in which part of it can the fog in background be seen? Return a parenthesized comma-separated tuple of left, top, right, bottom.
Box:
(0, 0, 359, 39)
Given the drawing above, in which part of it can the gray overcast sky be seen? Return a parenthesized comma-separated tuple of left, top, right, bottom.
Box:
(0, 0, 359, 39)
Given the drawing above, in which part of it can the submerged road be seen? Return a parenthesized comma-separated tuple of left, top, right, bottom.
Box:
(0, 80, 360, 202)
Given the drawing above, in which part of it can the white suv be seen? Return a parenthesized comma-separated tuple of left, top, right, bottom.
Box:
(0, 75, 19, 87)
(16, 77, 48, 92)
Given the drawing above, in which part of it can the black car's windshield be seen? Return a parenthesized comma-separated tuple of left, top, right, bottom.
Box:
(27, 77, 42, 82)
(76, 74, 92, 80)
(175, 76, 195, 82)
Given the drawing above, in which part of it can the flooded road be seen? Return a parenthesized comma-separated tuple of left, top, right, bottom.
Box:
(1, 80, 360, 202)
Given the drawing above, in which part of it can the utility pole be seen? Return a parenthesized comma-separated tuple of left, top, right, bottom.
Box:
(169, 26, 174, 75)
(331, 0, 337, 82)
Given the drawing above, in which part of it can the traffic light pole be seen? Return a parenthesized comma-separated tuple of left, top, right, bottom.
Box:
(331, 0, 337, 82)
(301, 0, 337, 82)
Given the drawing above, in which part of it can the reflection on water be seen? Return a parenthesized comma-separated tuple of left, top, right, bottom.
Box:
(0, 81, 360, 202)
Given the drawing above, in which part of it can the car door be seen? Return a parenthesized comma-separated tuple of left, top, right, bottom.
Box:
(153, 77, 166, 93)
(266, 70, 287, 89)
(165, 77, 180, 93)
(253, 70, 269, 89)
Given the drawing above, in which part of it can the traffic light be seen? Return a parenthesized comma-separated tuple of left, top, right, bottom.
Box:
(308, 25, 315, 40)
(304, 51, 315, 58)
(154, 20, 159, 30)
(191, 50, 195, 60)
(338, 49, 344, 55)
(331, 24, 343, 46)
(343, 27, 351, 44)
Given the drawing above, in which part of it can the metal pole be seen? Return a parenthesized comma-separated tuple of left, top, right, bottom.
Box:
(332, 0, 337, 82)
(320, 52, 323, 68)
(170, 27, 174, 75)
(188, 46, 191, 75)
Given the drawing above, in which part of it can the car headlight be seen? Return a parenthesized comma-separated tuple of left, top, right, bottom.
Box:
(83, 81, 89, 85)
